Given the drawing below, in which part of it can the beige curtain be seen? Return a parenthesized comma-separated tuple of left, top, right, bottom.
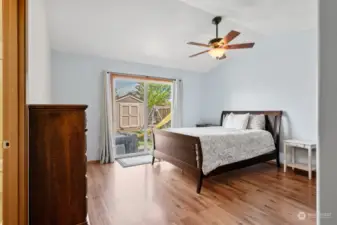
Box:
(100, 72, 115, 163)
(171, 79, 183, 128)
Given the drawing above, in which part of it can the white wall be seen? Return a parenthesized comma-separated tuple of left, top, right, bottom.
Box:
(319, 1, 337, 224)
(201, 29, 318, 163)
(51, 50, 203, 160)
(27, 0, 51, 103)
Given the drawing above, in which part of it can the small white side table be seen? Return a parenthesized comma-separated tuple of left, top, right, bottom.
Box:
(283, 140, 316, 180)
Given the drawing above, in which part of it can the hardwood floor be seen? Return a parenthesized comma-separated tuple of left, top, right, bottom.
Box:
(87, 162, 316, 225)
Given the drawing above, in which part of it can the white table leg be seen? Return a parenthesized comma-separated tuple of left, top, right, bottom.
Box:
(284, 144, 287, 173)
(291, 147, 295, 170)
(308, 146, 312, 180)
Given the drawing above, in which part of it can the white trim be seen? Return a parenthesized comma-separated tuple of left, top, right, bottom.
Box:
(144, 83, 149, 151)
(108, 71, 179, 82)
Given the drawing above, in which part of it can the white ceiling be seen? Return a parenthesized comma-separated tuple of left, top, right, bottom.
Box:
(179, 0, 317, 35)
(46, 0, 317, 73)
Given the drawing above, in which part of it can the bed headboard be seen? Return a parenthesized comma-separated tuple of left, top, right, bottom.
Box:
(220, 111, 283, 151)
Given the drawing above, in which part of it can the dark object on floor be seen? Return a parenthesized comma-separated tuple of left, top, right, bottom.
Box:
(29, 105, 89, 225)
(116, 144, 126, 155)
(115, 132, 138, 154)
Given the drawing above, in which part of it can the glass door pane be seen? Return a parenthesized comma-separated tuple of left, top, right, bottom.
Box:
(146, 82, 172, 150)
(114, 79, 147, 157)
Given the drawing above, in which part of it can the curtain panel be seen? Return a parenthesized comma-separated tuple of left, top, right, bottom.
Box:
(100, 72, 115, 163)
(171, 79, 183, 128)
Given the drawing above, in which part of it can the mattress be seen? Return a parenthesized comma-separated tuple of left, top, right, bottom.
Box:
(165, 127, 276, 175)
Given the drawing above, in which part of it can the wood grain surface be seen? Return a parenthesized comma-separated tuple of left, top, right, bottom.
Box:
(87, 162, 316, 225)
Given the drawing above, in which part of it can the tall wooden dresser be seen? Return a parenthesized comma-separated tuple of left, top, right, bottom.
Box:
(29, 105, 89, 225)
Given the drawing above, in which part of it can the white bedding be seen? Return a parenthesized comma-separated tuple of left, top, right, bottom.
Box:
(165, 126, 276, 175)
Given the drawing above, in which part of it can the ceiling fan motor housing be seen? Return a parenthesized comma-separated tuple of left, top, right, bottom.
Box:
(210, 16, 222, 46)
(208, 38, 223, 47)
(212, 16, 222, 25)
(187, 15, 255, 59)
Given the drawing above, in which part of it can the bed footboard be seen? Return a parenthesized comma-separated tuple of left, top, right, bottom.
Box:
(152, 129, 204, 193)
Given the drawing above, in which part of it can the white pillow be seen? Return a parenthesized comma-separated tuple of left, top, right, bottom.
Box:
(223, 113, 250, 129)
(247, 114, 266, 130)
(222, 113, 234, 127)
(222, 114, 230, 127)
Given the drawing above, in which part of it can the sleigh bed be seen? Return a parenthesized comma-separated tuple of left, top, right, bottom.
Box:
(151, 111, 282, 193)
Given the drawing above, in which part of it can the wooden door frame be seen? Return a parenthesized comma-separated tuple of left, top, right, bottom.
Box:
(3, 0, 27, 224)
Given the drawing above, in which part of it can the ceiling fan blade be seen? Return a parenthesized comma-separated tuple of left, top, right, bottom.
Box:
(189, 50, 209, 58)
(224, 43, 255, 50)
(223, 30, 240, 44)
(187, 42, 210, 48)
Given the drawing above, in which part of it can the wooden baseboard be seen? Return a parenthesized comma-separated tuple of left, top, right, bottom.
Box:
(266, 160, 316, 178)
(87, 160, 100, 164)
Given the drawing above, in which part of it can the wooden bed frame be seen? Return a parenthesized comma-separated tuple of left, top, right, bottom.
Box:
(151, 111, 282, 193)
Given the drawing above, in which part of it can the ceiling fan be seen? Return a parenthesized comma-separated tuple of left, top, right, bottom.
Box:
(187, 16, 255, 60)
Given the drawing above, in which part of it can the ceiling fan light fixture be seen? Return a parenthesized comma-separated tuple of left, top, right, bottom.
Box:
(208, 48, 226, 59)
(187, 16, 254, 60)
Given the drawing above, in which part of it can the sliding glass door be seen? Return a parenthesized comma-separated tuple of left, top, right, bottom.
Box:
(113, 77, 172, 158)
(146, 82, 172, 150)
(114, 79, 146, 157)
